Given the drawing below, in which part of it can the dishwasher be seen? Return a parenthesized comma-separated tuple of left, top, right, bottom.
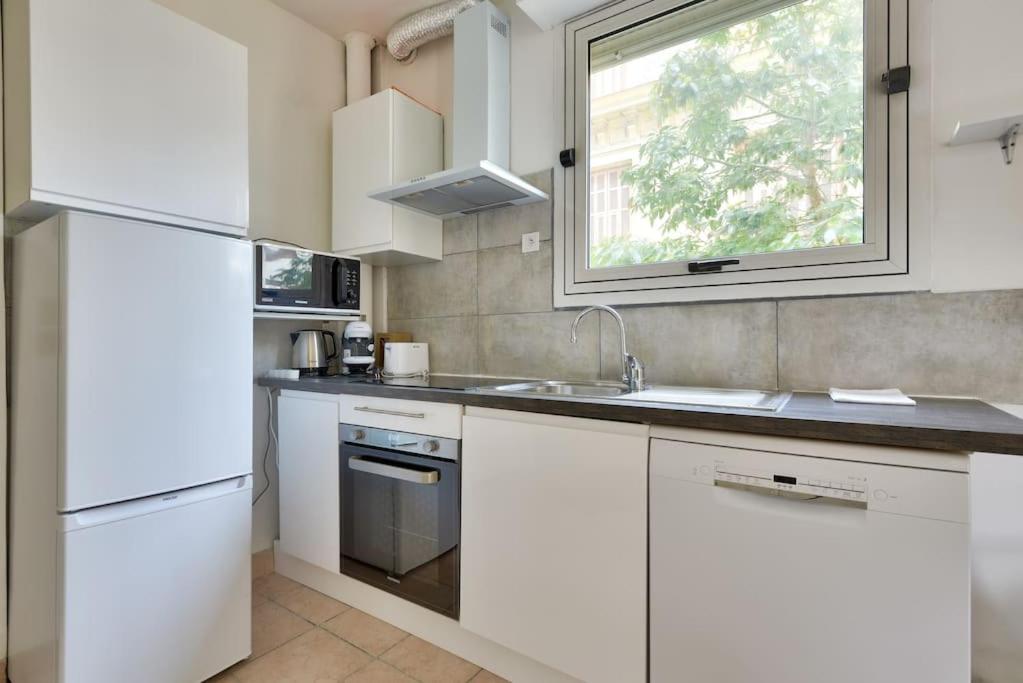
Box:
(650, 434, 970, 683)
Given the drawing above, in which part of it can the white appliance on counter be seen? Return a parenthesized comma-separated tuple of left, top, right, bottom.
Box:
(9, 212, 254, 683)
(649, 429, 970, 683)
(384, 342, 430, 377)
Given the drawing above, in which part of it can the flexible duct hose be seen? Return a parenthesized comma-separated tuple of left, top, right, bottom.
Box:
(386, 0, 481, 63)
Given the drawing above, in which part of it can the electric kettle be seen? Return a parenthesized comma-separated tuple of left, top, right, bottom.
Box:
(290, 329, 338, 376)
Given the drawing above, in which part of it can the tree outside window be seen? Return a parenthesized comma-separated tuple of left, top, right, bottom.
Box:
(588, 0, 865, 269)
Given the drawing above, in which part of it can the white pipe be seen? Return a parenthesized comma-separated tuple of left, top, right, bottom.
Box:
(342, 31, 377, 104)
(385, 0, 480, 63)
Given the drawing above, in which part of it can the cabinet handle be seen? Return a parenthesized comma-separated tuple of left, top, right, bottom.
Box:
(348, 456, 439, 484)
(353, 406, 426, 419)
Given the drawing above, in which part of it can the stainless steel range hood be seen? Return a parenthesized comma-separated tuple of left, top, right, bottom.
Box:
(369, 1, 548, 219)
(371, 160, 547, 216)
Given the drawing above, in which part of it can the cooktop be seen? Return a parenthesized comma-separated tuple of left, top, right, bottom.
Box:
(354, 375, 518, 391)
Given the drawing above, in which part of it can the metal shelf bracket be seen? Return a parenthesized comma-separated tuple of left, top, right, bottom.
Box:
(999, 123, 1019, 165)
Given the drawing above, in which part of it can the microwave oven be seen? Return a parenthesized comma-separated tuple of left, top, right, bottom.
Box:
(254, 244, 360, 315)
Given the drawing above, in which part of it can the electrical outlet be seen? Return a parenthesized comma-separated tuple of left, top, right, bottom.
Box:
(522, 231, 540, 253)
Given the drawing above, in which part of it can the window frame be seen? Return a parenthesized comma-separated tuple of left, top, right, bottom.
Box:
(554, 0, 922, 306)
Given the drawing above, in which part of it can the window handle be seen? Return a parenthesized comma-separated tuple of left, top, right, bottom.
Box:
(688, 259, 740, 273)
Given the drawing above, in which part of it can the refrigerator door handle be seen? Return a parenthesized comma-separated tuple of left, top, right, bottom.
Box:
(61, 476, 252, 532)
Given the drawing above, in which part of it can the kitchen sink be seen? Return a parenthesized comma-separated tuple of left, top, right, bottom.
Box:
(622, 386, 791, 411)
(479, 380, 632, 398)
(474, 380, 790, 411)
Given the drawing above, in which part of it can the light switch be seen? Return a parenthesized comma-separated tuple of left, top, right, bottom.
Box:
(522, 231, 540, 253)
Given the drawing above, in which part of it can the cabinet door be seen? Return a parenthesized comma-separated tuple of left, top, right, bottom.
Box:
(20, 0, 248, 234)
(332, 92, 394, 253)
(61, 214, 253, 511)
(461, 409, 648, 683)
(278, 393, 341, 573)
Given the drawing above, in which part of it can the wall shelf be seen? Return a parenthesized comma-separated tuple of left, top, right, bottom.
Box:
(253, 311, 361, 323)
(949, 114, 1022, 165)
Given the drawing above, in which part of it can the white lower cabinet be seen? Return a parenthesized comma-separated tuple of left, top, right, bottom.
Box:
(460, 408, 649, 683)
(277, 392, 341, 573)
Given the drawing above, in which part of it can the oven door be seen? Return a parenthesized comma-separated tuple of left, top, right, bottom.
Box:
(340, 443, 459, 618)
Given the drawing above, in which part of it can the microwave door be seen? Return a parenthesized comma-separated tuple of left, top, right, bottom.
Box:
(258, 246, 317, 308)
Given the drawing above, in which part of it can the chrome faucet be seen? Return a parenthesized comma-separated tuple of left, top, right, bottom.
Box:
(569, 304, 646, 392)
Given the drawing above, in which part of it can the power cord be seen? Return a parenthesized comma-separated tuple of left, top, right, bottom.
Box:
(252, 237, 307, 249)
(380, 370, 430, 380)
(252, 387, 278, 507)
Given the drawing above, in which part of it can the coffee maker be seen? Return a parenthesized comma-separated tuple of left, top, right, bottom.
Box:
(341, 321, 374, 374)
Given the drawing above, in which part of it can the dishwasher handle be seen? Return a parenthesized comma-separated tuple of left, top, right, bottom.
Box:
(348, 455, 439, 485)
(712, 481, 867, 528)
(714, 478, 867, 508)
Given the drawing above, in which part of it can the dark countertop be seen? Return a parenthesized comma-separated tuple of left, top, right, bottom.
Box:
(257, 374, 1023, 456)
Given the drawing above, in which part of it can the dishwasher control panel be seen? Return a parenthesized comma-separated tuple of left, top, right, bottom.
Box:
(714, 466, 868, 503)
(652, 439, 970, 524)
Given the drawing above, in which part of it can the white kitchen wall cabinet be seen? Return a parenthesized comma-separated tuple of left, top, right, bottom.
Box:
(277, 391, 341, 574)
(460, 408, 649, 683)
(332, 89, 443, 265)
(3, 0, 249, 236)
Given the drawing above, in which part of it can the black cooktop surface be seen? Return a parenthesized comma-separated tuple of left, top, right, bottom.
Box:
(354, 375, 518, 391)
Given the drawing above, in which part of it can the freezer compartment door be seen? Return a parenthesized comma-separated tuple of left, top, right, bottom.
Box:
(59, 476, 251, 683)
(60, 213, 253, 511)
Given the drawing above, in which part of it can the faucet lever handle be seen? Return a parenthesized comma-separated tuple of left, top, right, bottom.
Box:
(625, 354, 646, 392)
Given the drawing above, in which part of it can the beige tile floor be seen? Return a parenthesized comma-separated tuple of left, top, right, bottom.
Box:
(208, 572, 507, 683)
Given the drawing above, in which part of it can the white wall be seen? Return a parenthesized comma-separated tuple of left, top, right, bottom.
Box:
(155, 0, 344, 552)
(930, 0, 1023, 293)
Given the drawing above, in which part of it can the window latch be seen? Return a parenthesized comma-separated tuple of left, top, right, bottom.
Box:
(882, 66, 911, 95)
(688, 259, 740, 273)
(560, 148, 576, 168)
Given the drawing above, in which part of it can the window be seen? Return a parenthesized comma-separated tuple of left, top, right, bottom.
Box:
(590, 164, 632, 244)
(557, 0, 912, 305)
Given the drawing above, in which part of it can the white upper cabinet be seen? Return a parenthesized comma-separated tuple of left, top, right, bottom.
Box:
(332, 89, 443, 265)
(3, 0, 249, 236)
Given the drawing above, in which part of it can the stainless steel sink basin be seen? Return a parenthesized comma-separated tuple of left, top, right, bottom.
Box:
(622, 386, 791, 411)
(474, 380, 790, 411)
(480, 380, 631, 398)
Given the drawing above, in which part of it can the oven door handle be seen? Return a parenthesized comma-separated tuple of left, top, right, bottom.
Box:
(348, 456, 440, 484)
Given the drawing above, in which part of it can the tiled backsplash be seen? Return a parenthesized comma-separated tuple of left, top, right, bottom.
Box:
(387, 169, 1023, 403)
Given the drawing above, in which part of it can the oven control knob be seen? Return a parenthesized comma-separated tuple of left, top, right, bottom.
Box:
(423, 440, 440, 453)
(352, 429, 366, 441)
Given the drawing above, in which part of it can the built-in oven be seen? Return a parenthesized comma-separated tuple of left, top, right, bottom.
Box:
(254, 243, 360, 315)
(339, 425, 460, 619)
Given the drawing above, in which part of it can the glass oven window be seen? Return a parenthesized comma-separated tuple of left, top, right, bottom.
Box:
(261, 246, 313, 291)
(341, 445, 460, 619)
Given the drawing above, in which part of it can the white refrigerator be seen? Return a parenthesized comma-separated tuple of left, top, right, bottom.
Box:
(9, 211, 254, 683)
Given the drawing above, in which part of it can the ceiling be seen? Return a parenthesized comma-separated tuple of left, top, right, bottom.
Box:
(270, 1, 613, 43)
(269, 0, 443, 40)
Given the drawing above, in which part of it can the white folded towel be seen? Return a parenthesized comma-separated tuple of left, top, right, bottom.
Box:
(828, 388, 917, 406)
